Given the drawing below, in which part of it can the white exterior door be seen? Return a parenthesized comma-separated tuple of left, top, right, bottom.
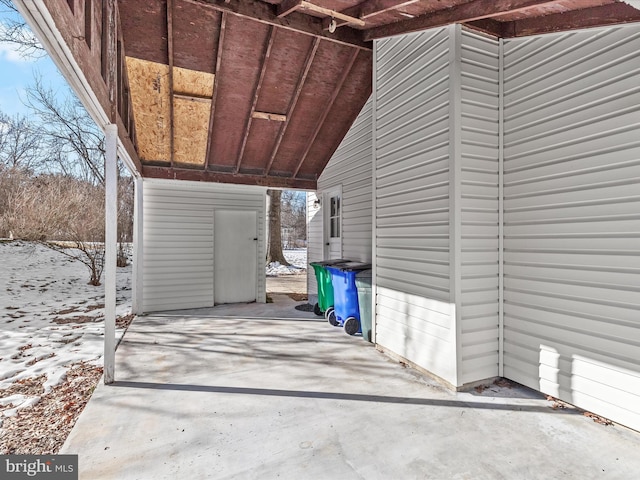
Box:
(214, 210, 258, 304)
(323, 187, 342, 260)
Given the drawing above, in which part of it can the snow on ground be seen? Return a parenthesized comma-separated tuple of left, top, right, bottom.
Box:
(0, 241, 131, 423)
(266, 248, 308, 276)
(0, 243, 307, 425)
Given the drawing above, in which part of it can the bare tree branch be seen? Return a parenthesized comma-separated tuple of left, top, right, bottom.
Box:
(25, 77, 106, 185)
(0, 0, 46, 59)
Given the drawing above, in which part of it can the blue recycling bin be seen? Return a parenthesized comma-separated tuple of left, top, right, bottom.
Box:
(326, 262, 371, 335)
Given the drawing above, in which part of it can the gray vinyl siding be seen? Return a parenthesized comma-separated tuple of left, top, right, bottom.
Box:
(502, 25, 640, 431)
(142, 179, 266, 313)
(308, 98, 373, 299)
(374, 28, 457, 385)
(459, 30, 501, 384)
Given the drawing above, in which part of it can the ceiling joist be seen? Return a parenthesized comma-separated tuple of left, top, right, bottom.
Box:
(363, 0, 558, 40)
(236, 26, 277, 173)
(205, 11, 227, 170)
(142, 165, 317, 189)
(187, 0, 372, 49)
(278, 0, 366, 27)
(505, 2, 640, 37)
(167, 0, 175, 166)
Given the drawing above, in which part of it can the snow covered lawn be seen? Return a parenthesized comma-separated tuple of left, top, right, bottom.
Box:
(0, 242, 307, 453)
(266, 248, 307, 276)
(0, 241, 132, 453)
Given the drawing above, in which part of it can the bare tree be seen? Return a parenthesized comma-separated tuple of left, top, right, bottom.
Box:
(0, 112, 44, 171)
(0, 0, 46, 59)
(0, 171, 106, 284)
(266, 189, 290, 266)
(281, 190, 306, 248)
(25, 77, 105, 184)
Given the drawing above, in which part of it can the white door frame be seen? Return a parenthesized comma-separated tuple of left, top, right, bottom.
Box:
(323, 185, 343, 260)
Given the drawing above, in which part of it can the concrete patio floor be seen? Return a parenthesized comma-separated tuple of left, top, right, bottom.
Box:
(62, 295, 640, 479)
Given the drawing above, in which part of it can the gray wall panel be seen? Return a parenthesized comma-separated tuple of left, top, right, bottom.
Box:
(503, 25, 640, 431)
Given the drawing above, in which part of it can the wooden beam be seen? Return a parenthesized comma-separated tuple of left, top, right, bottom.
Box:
(465, 18, 508, 37)
(265, 37, 321, 175)
(205, 11, 227, 170)
(326, 0, 420, 29)
(252, 112, 287, 122)
(277, 0, 302, 18)
(167, 0, 175, 166)
(236, 26, 276, 173)
(507, 3, 640, 37)
(293, 49, 359, 178)
(173, 92, 213, 103)
(142, 164, 317, 189)
(364, 0, 558, 40)
(294, 2, 366, 27)
(186, 0, 371, 50)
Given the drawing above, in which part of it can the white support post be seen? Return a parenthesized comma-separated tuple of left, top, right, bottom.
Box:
(131, 177, 144, 314)
(104, 124, 118, 385)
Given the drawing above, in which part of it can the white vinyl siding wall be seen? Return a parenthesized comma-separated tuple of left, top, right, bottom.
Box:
(459, 30, 501, 384)
(374, 28, 457, 385)
(142, 179, 266, 313)
(502, 25, 640, 431)
(307, 98, 373, 299)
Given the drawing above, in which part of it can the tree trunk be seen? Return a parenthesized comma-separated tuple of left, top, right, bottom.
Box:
(266, 189, 290, 265)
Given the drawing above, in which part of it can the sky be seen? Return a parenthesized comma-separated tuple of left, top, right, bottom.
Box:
(0, 8, 68, 117)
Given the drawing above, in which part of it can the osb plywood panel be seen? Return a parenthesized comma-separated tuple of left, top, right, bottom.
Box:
(126, 56, 171, 162)
(173, 97, 211, 167)
(173, 66, 214, 98)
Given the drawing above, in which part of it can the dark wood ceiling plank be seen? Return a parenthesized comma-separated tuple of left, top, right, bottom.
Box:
(296, 49, 372, 179)
(142, 165, 317, 189)
(236, 26, 277, 173)
(204, 11, 227, 170)
(364, 0, 558, 40)
(265, 37, 321, 175)
(186, 0, 371, 50)
(172, 1, 220, 72)
(167, 0, 175, 167)
(507, 3, 640, 37)
(292, 48, 359, 178)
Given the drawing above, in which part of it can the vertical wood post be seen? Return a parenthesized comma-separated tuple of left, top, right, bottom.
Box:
(104, 124, 118, 384)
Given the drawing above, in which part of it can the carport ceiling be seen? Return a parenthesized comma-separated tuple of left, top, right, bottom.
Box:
(118, 0, 640, 189)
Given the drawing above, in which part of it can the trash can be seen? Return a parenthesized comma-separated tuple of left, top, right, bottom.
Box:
(355, 270, 372, 342)
(326, 262, 371, 335)
(309, 259, 350, 316)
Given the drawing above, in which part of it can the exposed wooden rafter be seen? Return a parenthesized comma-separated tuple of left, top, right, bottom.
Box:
(167, 0, 175, 166)
(325, 0, 420, 30)
(278, 0, 366, 27)
(252, 112, 287, 122)
(186, 0, 371, 50)
(293, 49, 359, 178)
(204, 11, 227, 170)
(236, 26, 276, 173)
(265, 37, 321, 175)
(504, 2, 640, 37)
(143, 165, 317, 189)
(364, 0, 558, 40)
